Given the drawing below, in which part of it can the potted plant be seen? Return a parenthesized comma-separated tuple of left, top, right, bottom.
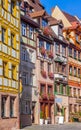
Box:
(45, 117, 50, 124)
(40, 111, 44, 125)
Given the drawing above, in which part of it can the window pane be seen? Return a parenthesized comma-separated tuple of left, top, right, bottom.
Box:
(22, 23, 27, 36)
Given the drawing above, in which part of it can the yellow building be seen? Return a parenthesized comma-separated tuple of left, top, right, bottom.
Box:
(0, 0, 20, 129)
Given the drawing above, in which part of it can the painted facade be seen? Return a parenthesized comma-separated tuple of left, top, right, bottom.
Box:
(20, 2, 39, 127)
(49, 19, 69, 123)
(0, 0, 20, 129)
(52, 6, 81, 122)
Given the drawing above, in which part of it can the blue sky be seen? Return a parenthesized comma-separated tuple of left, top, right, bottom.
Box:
(40, 0, 81, 18)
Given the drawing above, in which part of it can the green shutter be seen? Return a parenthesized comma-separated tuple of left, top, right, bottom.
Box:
(54, 104, 57, 116)
(61, 106, 64, 116)
(54, 83, 57, 94)
(67, 85, 69, 96)
(60, 84, 63, 94)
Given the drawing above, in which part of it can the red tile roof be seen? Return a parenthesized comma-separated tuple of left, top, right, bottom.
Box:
(62, 11, 78, 23)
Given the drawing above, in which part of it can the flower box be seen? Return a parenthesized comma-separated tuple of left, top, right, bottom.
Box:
(41, 93, 48, 99)
(47, 51, 53, 58)
(40, 47, 46, 55)
(49, 94, 54, 100)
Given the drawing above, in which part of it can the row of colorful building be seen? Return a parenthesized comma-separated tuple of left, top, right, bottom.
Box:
(0, 0, 81, 129)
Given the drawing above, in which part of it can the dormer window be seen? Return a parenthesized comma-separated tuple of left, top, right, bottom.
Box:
(42, 19, 48, 28)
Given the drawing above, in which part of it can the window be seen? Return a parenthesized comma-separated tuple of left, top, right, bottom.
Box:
(69, 87, 72, 96)
(2, 28, 6, 43)
(11, 33, 15, 48)
(29, 50, 33, 62)
(22, 48, 27, 61)
(22, 72, 28, 85)
(78, 89, 80, 97)
(62, 45, 66, 56)
(40, 61, 44, 70)
(40, 84, 45, 94)
(3, 61, 8, 77)
(74, 105, 77, 113)
(74, 50, 77, 59)
(1, 96, 7, 117)
(73, 88, 76, 97)
(57, 84, 60, 93)
(29, 26, 34, 39)
(48, 86, 52, 94)
(69, 66, 72, 75)
(25, 101, 30, 114)
(69, 47, 72, 57)
(63, 86, 66, 95)
(48, 63, 51, 73)
(78, 51, 80, 60)
(30, 74, 33, 86)
(78, 69, 80, 78)
(69, 104, 72, 113)
(22, 23, 27, 36)
(10, 97, 15, 117)
(12, 65, 16, 80)
(55, 43, 60, 54)
(11, 0, 15, 15)
(39, 40, 44, 48)
(62, 65, 66, 73)
(42, 19, 48, 28)
(74, 67, 77, 76)
(46, 43, 51, 51)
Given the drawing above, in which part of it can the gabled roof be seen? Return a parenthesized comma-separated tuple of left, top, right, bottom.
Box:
(29, 10, 45, 18)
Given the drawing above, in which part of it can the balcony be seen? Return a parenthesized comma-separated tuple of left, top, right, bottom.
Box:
(41, 70, 47, 78)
